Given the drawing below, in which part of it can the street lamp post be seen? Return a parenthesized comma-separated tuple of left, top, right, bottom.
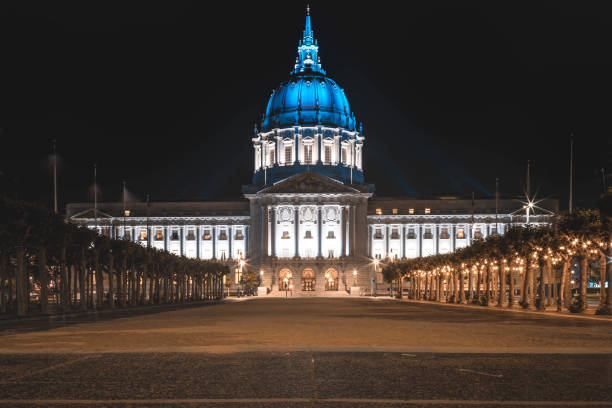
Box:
(353, 269, 357, 287)
(284, 277, 289, 299)
(373, 258, 379, 297)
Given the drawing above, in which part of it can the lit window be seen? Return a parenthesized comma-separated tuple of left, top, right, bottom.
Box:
(269, 149, 275, 166)
(202, 230, 211, 240)
(304, 230, 313, 239)
(423, 228, 433, 239)
(304, 145, 313, 164)
(374, 229, 383, 239)
(440, 228, 450, 239)
(186, 229, 196, 240)
(235, 230, 244, 240)
(376, 208, 383, 215)
(324, 145, 332, 164)
(407, 228, 416, 239)
(392, 208, 398, 214)
(155, 229, 163, 241)
(341, 146, 347, 165)
(219, 230, 228, 240)
(281, 231, 290, 239)
(457, 228, 465, 239)
(473, 228, 482, 239)
(391, 228, 400, 239)
(409, 208, 414, 214)
(327, 230, 336, 239)
(139, 229, 147, 241)
(170, 229, 179, 240)
(425, 208, 431, 214)
(284, 145, 292, 164)
(124, 229, 131, 240)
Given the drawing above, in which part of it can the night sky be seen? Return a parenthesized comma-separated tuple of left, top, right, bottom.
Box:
(1, 1, 610, 211)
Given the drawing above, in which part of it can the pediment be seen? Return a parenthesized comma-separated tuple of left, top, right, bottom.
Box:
(257, 171, 362, 194)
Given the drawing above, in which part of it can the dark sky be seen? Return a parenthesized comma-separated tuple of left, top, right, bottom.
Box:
(1, 1, 611, 211)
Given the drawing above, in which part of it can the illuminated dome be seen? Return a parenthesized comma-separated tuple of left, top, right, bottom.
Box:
(250, 7, 365, 188)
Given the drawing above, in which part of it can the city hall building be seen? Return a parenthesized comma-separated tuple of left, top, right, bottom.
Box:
(67, 9, 557, 296)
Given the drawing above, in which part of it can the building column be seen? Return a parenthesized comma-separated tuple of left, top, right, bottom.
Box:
(180, 226, 185, 256)
(349, 205, 355, 256)
(367, 225, 372, 257)
(317, 134, 322, 164)
(294, 206, 300, 257)
(265, 206, 271, 257)
(340, 206, 346, 257)
(385, 225, 390, 258)
(271, 207, 277, 257)
(294, 133, 299, 164)
(435, 225, 440, 255)
(212, 225, 217, 259)
(451, 224, 456, 252)
(401, 224, 406, 258)
(228, 225, 233, 259)
(418, 224, 423, 258)
(317, 206, 323, 257)
(196, 226, 201, 259)
(164, 226, 169, 251)
(244, 225, 249, 258)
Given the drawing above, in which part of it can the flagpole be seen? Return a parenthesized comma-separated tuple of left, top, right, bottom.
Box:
(569, 134, 574, 214)
(495, 177, 499, 234)
(52, 140, 58, 213)
(94, 164, 98, 231)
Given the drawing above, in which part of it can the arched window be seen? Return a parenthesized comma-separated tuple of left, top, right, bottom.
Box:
(324, 268, 338, 291)
(284, 145, 292, 164)
(279, 269, 293, 291)
(302, 268, 315, 291)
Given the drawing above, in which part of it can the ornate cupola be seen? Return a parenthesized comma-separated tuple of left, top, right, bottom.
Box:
(250, 7, 365, 189)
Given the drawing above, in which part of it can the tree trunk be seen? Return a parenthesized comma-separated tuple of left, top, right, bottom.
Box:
(497, 260, 505, 307)
(38, 247, 50, 315)
(579, 256, 588, 310)
(16, 247, 26, 317)
(79, 248, 87, 312)
(119, 256, 127, 308)
(536, 259, 545, 310)
(508, 267, 515, 308)
(0, 255, 8, 313)
(484, 264, 491, 304)
(598, 253, 606, 309)
(93, 250, 104, 308)
(107, 253, 115, 309)
(557, 260, 569, 311)
(521, 261, 533, 308)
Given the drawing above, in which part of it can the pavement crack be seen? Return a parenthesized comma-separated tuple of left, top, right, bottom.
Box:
(458, 368, 504, 378)
(310, 352, 319, 404)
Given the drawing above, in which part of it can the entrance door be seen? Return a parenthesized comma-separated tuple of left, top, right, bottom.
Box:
(325, 268, 338, 291)
(302, 268, 315, 291)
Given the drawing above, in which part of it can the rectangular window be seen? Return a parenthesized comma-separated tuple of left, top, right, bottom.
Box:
(284, 145, 292, 164)
(407, 228, 416, 239)
(391, 228, 400, 239)
(457, 228, 465, 239)
(170, 229, 179, 240)
(281, 231, 290, 239)
(341, 146, 347, 164)
(219, 230, 228, 240)
(375, 208, 382, 215)
(473, 228, 482, 239)
(139, 229, 147, 241)
(235, 230, 244, 240)
(324, 145, 332, 164)
(374, 228, 383, 239)
(155, 229, 163, 241)
(304, 144, 312, 164)
(269, 149, 275, 166)
(304, 230, 313, 239)
(327, 230, 336, 239)
(186, 229, 196, 240)
(423, 228, 433, 239)
(203, 230, 211, 240)
(409, 208, 414, 214)
(425, 208, 431, 214)
(392, 208, 398, 214)
(440, 228, 450, 239)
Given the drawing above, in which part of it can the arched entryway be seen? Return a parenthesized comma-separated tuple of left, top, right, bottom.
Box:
(302, 268, 315, 291)
(279, 268, 293, 291)
(324, 268, 338, 291)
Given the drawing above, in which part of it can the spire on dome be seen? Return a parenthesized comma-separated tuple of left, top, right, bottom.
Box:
(292, 6, 326, 75)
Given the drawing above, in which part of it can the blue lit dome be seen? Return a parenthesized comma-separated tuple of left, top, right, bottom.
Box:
(262, 74, 356, 132)
(249, 7, 365, 189)
(261, 9, 356, 132)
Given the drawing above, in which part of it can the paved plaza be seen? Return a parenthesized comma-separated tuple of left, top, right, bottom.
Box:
(0, 298, 610, 407)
